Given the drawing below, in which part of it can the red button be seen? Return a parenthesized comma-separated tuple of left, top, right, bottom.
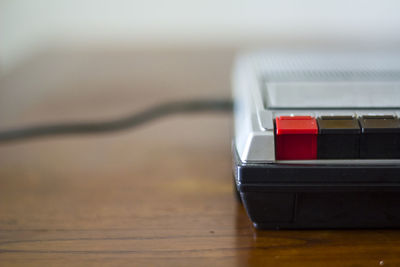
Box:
(275, 116, 318, 160)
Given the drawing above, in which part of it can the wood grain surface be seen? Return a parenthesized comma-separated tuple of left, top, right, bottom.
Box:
(1, 48, 400, 266)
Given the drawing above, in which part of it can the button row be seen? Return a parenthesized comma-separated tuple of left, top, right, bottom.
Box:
(275, 115, 400, 160)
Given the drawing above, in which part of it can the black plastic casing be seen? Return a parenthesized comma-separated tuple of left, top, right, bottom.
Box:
(233, 145, 400, 229)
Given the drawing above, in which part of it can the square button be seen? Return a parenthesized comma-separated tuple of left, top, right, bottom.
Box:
(359, 116, 400, 159)
(275, 116, 318, 160)
(317, 116, 360, 159)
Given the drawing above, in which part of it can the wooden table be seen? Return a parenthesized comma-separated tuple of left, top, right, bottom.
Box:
(1, 48, 400, 266)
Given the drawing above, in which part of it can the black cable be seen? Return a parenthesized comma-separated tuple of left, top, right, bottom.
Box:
(0, 99, 233, 143)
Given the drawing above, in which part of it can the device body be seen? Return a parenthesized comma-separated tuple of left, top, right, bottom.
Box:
(232, 51, 400, 229)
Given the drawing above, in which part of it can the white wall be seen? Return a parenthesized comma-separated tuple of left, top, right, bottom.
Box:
(1, 0, 400, 73)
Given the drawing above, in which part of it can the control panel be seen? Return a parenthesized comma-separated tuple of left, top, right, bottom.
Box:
(232, 51, 400, 229)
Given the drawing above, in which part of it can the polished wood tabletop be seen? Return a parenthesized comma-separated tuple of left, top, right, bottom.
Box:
(1, 49, 400, 266)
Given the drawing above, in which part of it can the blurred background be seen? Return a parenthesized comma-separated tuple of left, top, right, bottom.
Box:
(1, 0, 400, 128)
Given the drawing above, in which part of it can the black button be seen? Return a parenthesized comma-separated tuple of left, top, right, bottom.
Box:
(359, 116, 400, 159)
(317, 116, 360, 159)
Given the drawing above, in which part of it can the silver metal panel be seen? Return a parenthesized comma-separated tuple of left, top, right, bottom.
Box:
(265, 82, 400, 109)
(233, 51, 400, 163)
